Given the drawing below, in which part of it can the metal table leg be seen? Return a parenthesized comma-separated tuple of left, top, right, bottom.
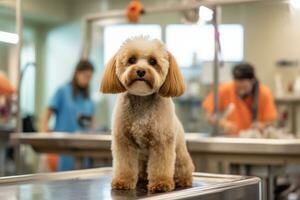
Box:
(268, 166, 274, 200)
(0, 141, 6, 176)
(75, 157, 84, 169)
(291, 104, 297, 134)
(14, 143, 22, 175)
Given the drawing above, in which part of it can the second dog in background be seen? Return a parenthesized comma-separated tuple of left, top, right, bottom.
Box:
(100, 36, 194, 193)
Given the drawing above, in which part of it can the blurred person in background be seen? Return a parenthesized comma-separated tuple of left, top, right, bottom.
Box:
(0, 71, 16, 126)
(40, 60, 95, 171)
(0, 72, 16, 96)
(203, 63, 277, 136)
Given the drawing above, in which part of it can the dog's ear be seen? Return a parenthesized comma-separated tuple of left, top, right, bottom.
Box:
(159, 52, 185, 97)
(100, 54, 126, 93)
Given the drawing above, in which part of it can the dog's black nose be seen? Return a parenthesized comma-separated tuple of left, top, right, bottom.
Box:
(136, 70, 146, 78)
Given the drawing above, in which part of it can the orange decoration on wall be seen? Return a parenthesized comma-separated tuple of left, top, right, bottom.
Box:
(126, 0, 144, 23)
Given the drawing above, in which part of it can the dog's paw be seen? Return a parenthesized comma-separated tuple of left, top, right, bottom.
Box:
(175, 175, 193, 187)
(148, 177, 175, 193)
(111, 178, 136, 190)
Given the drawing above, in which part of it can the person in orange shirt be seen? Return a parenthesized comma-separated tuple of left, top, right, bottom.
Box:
(203, 63, 277, 136)
(0, 72, 16, 96)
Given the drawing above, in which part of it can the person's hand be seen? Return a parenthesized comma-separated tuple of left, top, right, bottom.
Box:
(40, 125, 52, 133)
(251, 122, 265, 132)
(40, 108, 54, 133)
(220, 119, 238, 134)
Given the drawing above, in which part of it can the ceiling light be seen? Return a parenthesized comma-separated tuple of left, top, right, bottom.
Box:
(290, 0, 300, 9)
(0, 31, 18, 44)
(199, 6, 213, 22)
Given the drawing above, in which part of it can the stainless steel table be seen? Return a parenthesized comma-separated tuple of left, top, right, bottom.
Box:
(0, 167, 260, 200)
(186, 134, 300, 171)
(0, 131, 10, 176)
(11, 133, 300, 169)
(11, 132, 300, 154)
(10, 133, 300, 174)
(10, 132, 300, 200)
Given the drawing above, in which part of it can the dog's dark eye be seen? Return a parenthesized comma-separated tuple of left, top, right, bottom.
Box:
(128, 56, 136, 65)
(148, 58, 157, 66)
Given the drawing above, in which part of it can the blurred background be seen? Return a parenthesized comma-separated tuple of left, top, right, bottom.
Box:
(1, 0, 300, 133)
(1, 0, 300, 199)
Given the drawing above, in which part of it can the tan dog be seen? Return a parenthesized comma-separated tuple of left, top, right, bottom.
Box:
(100, 36, 194, 193)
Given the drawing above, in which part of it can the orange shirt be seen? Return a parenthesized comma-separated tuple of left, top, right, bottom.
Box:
(202, 81, 277, 135)
(0, 73, 16, 96)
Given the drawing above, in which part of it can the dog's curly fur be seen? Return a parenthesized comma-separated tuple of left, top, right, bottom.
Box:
(100, 36, 194, 193)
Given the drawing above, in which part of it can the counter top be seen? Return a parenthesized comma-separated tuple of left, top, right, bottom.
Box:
(275, 96, 300, 103)
(11, 132, 300, 155)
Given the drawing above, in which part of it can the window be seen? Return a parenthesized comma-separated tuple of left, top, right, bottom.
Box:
(21, 43, 36, 115)
(103, 25, 162, 63)
(166, 24, 244, 67)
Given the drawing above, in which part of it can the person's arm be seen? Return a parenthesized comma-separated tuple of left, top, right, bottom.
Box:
(203, 88, 237, 134)
(251, 121, 273, 132)
(252, 87, 278, 131)
(41, 87, 63, 132)
(40, 108, 54, 132)
(206, 113, 238, 134)
(90, 116, 96, 130)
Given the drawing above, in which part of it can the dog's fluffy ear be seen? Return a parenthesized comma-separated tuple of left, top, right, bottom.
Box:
(100, 54, 125, 93)
(159, 52, 185, 97)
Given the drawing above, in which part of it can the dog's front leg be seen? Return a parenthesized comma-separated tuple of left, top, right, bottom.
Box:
(111, 134, 139, 190)
(147, 138, 176, 193)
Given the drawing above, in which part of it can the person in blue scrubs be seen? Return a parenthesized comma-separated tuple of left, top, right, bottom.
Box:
(40, 60, 95, 171)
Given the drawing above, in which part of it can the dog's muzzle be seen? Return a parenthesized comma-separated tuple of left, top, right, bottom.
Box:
(128, 78, 152, 88)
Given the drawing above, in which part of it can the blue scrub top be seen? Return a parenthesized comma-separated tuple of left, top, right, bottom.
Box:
(50, 83, 95, 132)
(49, 83, 95, 171)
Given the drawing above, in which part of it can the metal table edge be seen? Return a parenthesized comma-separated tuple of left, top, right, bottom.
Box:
(0, 167, 113, 185)
(142, 177, 261, 200)
(0, 167, 260, 186)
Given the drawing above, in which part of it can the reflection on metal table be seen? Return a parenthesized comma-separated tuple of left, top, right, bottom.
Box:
(0, 167, 260, 200)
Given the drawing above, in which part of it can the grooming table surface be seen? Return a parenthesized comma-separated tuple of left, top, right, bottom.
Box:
(0, 168, 260, 200)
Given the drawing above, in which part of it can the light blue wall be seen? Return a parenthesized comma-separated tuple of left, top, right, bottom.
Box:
(44, 22, 82, 103)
